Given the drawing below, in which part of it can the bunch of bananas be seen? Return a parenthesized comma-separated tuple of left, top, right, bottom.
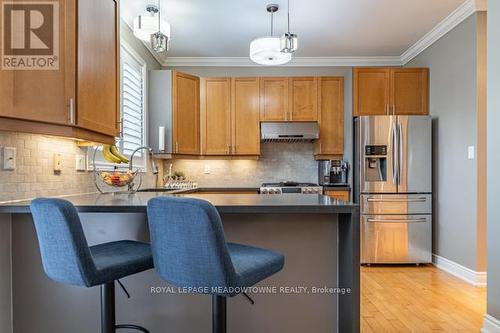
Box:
(102, 145, 129, 164)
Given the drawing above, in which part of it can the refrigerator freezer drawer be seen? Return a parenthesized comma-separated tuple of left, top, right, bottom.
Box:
(361, 194, 432, 215)
(361, 214, 432, 264)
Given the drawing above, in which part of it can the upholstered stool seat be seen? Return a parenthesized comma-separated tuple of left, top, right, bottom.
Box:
(147, 196, 285, 333)
(30, 198, 153, 333)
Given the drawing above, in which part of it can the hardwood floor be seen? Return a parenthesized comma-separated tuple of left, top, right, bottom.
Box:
(361, 265, 486, 332)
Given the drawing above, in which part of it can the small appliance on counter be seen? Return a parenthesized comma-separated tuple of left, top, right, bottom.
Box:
(319, 160, 349, 186)
(259, 181, 323, 195)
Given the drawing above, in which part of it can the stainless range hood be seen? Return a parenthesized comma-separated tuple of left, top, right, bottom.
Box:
(260, 122, 320, 142)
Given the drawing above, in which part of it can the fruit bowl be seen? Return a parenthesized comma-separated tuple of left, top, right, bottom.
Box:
(97, 170, 138, 187)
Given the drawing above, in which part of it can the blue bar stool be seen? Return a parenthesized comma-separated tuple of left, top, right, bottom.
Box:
(147, 197, 285, 333)
(30, 198, 154, 333)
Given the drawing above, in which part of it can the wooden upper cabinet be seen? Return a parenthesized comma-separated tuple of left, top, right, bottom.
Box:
(76, 0, 119, 136)
(391, 68, 429, 115)
(289, 77, 318, 121)
(201, 78, 231, 155)
(315, 77, 344, 157)
(1, 0, 74, 125)
(260, 77, 289, 121)
(353, 68, 390, 116)
(0, 0, 119, 142)
(173, 71, 200, 155)
(232, 78, 260, 155)
(353, 67, 429, 116)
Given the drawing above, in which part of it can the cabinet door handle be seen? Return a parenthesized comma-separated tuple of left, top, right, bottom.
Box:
(319, 143, 322, 153)
(68, 98, 75, 125)
(232, 145, 236, 154)
(386, 104, 389, 115)
(392, 104, 396, 115)
(175, 142, 179, 153)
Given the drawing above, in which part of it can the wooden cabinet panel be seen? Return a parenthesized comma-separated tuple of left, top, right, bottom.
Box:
(173, 71, 200, 155)
(4, 0, 74, 125)
(353, 68, 390, 116)
(201, 78, 231, 155)
(316, 77, 344, 157)
(232, 78, 260, 155)
(325, 190, 350, 202)
(391, 68, 429, 115)
(289, 77, 318, 121)
(260, 77, 289, 121)
(76, 0, 119, 136)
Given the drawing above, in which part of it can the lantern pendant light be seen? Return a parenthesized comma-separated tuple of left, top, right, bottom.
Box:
(280, 0, 298, 53)
(150, 0, 169, 53)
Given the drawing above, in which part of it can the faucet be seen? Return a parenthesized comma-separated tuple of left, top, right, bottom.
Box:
(128, 146, 159, 192)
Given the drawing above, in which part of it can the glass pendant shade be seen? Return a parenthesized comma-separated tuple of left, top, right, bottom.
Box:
(151, 31, 168, 52)
(133, 14, 171, 43)
(249, 36, 292, 66)
(280, 33, 298, 53)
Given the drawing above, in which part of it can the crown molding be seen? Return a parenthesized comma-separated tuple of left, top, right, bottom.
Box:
(401, 0, 483, 64)
(162, 56, 402, 67)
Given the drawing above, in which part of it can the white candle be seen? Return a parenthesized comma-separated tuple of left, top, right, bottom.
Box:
(158, 126, 165, 151)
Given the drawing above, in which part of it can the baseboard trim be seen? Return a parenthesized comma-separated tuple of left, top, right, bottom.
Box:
(432, 254, 487, 287)
(482, 314, 500, 333)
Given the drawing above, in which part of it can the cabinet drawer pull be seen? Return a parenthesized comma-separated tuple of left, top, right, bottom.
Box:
(367, 218, 427, 223)
(366, 197, 427, 203)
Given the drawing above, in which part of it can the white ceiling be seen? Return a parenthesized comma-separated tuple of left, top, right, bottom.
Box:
(121, 0, 468, 62)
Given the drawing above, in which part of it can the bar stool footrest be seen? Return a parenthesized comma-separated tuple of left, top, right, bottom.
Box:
(116, 324, 150, 333)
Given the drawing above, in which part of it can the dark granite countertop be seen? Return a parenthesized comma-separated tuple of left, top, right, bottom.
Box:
(0, 192, 358, 214)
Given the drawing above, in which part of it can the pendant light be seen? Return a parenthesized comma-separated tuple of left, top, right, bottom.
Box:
(133, 5, 170, 44)
(249, 4, 292, 66)
(280, 0, 298, 53)
(150, 0, 169, 52)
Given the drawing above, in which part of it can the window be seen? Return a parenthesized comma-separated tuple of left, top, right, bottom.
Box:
(119, 43, 147, 169)
(89, 42, 148, 170)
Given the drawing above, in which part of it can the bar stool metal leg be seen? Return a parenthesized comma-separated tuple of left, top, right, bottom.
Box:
(212, 295, 227, 333)
(101, 283, 116, 333)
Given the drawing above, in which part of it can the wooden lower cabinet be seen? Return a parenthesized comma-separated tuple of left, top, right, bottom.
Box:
(315, 77, 344, 158)
(232, 78, 260, 155)
(325, 190, 350, 202)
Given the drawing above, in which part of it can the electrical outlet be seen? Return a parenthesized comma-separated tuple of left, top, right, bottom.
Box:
(204, 164, 211, 174)
(467, 146, 475, 160)
(75, 154, 86, 171)
(3, 147, 16, 170)
(53, 153, 63, 172)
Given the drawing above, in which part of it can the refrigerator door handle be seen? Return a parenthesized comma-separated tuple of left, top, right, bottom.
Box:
(398, 120, 403, 185)
(367, 218, 427, 223)
(391, 120, 398, 185)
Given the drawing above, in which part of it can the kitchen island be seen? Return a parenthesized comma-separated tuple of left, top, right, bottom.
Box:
(0, 192, 359, 333)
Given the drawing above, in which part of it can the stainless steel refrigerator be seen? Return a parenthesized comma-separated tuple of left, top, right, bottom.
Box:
(354, 116, 432, 264)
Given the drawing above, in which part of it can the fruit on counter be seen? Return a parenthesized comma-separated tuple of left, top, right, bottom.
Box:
(102, 145, 129, 164)
(109, 145, 129, 163)
(99, 170, 135, 187)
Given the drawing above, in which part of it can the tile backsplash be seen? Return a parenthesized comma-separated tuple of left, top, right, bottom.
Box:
(168, 142, 319, 187)
(0, 132, 157, 202)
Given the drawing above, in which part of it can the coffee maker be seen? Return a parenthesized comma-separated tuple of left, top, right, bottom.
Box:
(318, 160, 349, 185)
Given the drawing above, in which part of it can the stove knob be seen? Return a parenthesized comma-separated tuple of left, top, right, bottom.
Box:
(261, 188, 268, 194)
(304, 188, 310, 194)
